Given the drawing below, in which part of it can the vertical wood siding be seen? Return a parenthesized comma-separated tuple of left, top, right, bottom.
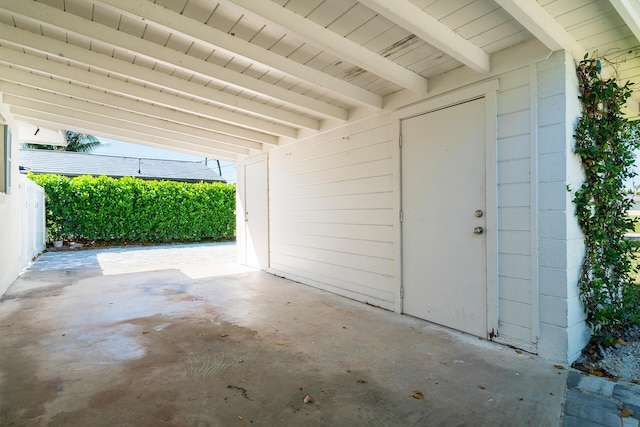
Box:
(268, 117, 396, 309)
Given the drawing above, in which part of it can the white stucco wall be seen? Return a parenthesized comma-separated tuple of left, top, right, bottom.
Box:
(0, 108, 21, 296)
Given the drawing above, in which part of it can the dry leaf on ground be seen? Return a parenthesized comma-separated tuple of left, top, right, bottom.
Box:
(619, 407, 634, 418)
(227, 385, 253, 401)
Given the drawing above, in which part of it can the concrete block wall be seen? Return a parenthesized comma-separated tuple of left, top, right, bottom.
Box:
(496, 66, 536, 348)
(564, 53, 591, 361)
(536, 51, 589, 362)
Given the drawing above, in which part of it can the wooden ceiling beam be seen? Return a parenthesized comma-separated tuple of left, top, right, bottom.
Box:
(220, 0, 429, 94)
(359, 0, 490, 74)
(0, 65, 278, 146)
(496, 0, 585, 61)
(609, 0, 640, 43)
(0, 0, 339, 123)
(6, 95, 253, 156)
(11, 112, 239, 162)
(1, 86, 263, 152)
(0, 49, 298, 138)
(90, 0, 383, 109)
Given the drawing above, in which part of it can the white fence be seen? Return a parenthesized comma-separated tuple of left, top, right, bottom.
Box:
(19, 174, 45, 270)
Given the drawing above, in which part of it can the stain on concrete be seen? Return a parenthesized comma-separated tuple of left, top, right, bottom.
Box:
(0, 356, 61, 423)
(88, 388, 125, 407)
(0, 283, 69, 301)
(0, 247, 567, 426)
(0, 307, 63, 424)
(180, 353, 228, 378)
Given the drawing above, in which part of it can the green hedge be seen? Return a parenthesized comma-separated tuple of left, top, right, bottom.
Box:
(29, 173, 236, 243)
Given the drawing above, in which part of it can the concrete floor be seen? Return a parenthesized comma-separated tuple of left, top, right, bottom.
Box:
(0, 243, 567, 426)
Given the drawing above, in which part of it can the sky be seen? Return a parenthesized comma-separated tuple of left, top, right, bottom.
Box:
(93, 137, 237, 183)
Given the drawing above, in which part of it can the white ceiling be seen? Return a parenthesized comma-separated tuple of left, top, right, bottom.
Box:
(0, 0, 639, 161)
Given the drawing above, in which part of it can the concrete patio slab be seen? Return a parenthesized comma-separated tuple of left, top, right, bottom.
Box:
(0, 243, 567, 426)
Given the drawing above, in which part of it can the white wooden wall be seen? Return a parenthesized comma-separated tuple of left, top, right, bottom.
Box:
(241, 45, 589, 361)
(266, 69, 540, 349)
(19, 174, 46, 270)
(268, 115, 397, 310)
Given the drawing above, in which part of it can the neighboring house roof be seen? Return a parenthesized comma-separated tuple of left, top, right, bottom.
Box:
(19, 149, 225, 183)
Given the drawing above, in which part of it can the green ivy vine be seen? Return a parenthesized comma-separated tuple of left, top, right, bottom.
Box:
(573, 55, 640, 343)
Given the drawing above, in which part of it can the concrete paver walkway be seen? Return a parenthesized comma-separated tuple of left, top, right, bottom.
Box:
(563, 371, 640, 427)
(2, 243, 572, 425)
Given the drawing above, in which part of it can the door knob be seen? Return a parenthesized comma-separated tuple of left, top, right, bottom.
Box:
(473, 226, 484, 235)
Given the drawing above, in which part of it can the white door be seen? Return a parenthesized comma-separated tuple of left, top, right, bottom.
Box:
(244, 158, 269, 270)
(401, 98, 487, 337)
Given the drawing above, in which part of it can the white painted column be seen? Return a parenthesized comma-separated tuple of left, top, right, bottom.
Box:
(536, 50, 590, 362)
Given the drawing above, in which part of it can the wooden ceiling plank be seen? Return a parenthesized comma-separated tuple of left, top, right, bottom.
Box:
(11, 110, 240, 161)
(495, 0, 585, 60)
(326, 3, 377, 38)
(0, 82, 266, 151)
(0, 24, 320, 130)
(7, 97, 251, 156)
(358, 0, 490, 73)
(0, 40, 278, 144)
(0, 0, 332, 125)
(0, 49, 297, 138)
(90, 0, 382, 109)
(609, 0, 640, 42)
(220, 0, 429, 94)
(305, 0, 358, 28)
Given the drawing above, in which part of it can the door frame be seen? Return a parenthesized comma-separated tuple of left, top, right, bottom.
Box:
(239, 152, 269, 270)
(391, 80, 499, 338)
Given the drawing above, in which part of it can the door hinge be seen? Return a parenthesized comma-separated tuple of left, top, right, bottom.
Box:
(400, 286, 404, 299)
(399, 134, 403, 147)
(399, 210, 403, 223)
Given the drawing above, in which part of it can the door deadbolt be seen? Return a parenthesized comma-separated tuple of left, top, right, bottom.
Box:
(473, 226, 484, 235)
(474, 210, 484, 218)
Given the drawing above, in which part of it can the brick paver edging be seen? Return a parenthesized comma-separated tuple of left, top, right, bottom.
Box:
(563, 370, 640, 427)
